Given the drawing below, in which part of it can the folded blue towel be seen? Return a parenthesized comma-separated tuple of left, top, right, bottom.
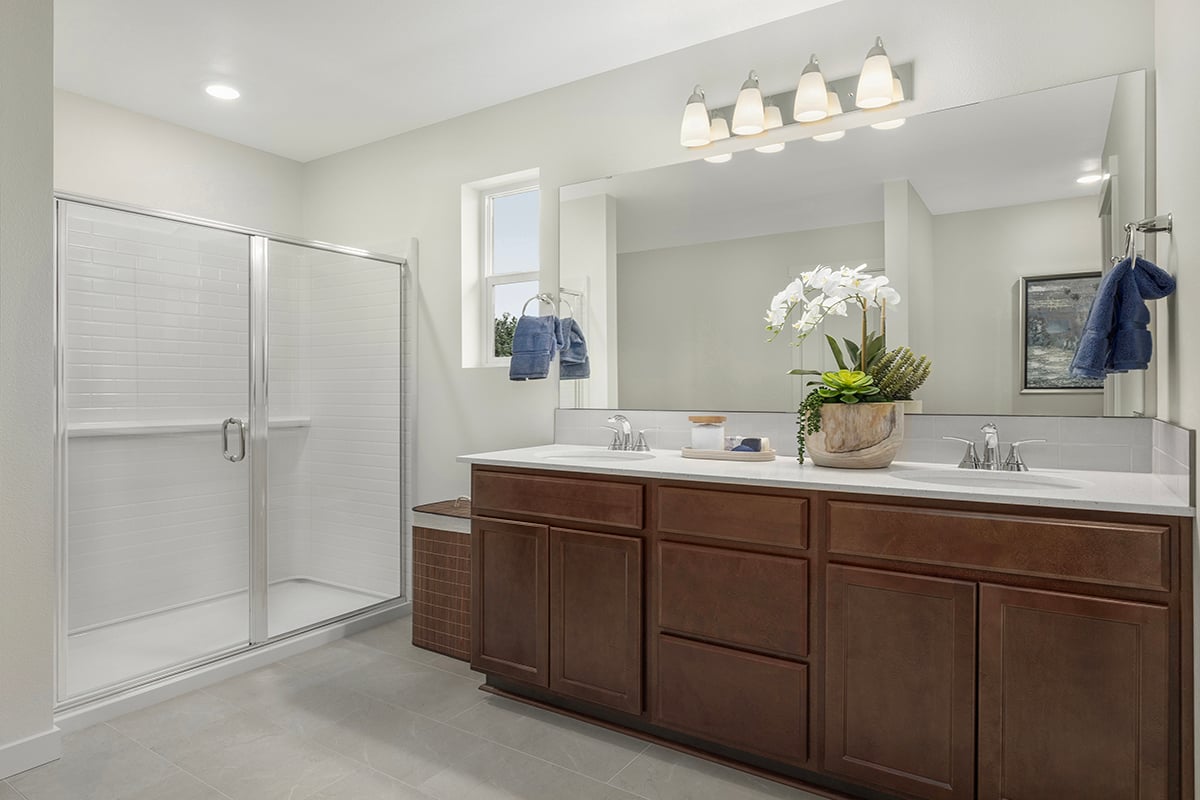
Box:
(559, 317, 590, 380)
(509, 315, 558, 381)
(1070, 256, 1176, 379)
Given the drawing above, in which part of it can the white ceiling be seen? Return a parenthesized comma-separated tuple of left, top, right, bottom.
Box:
(54, 0, 842, 162)
(560, 76, 1119, 254)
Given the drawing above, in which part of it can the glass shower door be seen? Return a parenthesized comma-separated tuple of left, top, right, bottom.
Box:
(263, 240, 403, 638)
(59, 201, 252, 700)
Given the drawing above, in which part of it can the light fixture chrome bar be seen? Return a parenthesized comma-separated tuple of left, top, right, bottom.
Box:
(706, 61, 913, 138)
(1133, 213, 1173, 234)
(52, 191, 408, 269)
(248, 236, 270, 645)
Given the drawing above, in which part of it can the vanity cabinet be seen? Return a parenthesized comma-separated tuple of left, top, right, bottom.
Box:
(468, 465, 1191, 800)
(824, 565, 976, 800)
(977, 585, 1170, 800)
(471, 468, 647, 714)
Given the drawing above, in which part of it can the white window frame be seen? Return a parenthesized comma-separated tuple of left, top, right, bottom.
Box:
(481, 181, 539, 366)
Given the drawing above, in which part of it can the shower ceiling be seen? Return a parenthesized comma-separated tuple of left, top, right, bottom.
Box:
(53, 0, 844, 162)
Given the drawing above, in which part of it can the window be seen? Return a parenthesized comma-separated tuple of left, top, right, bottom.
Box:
(483, 184, 539, 362)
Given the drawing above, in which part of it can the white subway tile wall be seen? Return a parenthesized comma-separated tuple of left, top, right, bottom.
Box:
(65, 204, 253, 630)
(63, 204, 403, 640)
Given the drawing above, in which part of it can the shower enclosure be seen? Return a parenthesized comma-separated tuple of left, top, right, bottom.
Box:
(55, 196, 409, 705)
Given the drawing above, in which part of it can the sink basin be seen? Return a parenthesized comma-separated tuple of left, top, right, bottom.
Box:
(889, 468, 1090, 491)
(539, 449, 656, 462)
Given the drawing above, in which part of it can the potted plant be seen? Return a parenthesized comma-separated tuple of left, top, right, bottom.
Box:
(870, 346, 932, 414)
(766, 264, 905, 468)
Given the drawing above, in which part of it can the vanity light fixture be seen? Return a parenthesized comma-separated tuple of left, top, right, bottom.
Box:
(855, 37, 895, 109)
(205, 83, 241, 100)
(704, 114, 733, 163)
(680, 85, 712, 147)
(754, 102, 786, 153)
(870, 73, 907, 129)
(812, 91, 846, 141)
(793, 55, 829, 122)
(731, 71, 766, 135)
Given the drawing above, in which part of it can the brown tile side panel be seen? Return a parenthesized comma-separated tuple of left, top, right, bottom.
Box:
(412, 526, 471, 661)
(827, 500, 1172, 591)
(473, 470, 644, 530)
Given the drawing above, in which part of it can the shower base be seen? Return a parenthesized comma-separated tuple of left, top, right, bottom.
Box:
(61, 578, 390, 700)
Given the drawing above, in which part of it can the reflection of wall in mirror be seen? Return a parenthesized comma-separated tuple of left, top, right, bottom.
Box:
(616, 222, 884, 412)
(560, 194, 617, 408)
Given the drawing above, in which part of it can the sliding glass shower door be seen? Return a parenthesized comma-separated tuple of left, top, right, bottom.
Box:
(57, 198, 406, 705)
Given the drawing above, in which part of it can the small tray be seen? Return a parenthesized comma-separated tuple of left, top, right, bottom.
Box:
(681, 447, 777, 462)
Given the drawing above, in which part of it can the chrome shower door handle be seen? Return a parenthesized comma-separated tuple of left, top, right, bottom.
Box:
(222, 417, 246, 463)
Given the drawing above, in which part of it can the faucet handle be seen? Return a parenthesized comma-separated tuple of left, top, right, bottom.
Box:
(943, 436, 981, 469)
(632, 428, 658, 452)
(1003, 439, 1046, 472)
(603, 425, 623, 450)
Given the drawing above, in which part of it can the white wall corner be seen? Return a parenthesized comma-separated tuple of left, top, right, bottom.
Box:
(0, 727, 61, 781)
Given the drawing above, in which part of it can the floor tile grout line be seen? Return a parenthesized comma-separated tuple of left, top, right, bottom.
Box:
(2, 779, 32, 800)
(605, 742, 652, 787)
(98, 722, 238, 800)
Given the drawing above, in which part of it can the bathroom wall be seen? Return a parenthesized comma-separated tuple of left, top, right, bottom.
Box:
(0, 0, 58, 778)
(925, 196, 1105, 417)
(616, 222, 884, 411)
(54, 90, 304, 235)
(300, 0, 1157, 503)
(1154, 0, 1200, 793)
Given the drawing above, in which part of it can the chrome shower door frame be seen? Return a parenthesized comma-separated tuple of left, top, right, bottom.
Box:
(53, 193, 409, 709)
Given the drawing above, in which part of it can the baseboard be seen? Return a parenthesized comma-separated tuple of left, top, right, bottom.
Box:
(0, 727, 61, 781)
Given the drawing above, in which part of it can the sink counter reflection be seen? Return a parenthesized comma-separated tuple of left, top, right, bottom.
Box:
(459, 444, 1190, 517)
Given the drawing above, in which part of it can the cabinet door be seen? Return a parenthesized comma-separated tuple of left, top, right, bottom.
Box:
(825, 565, 976, 800)
(471, 517, 548, 685)
(549, 527, 643, 713)
(978, 585, 1169, 800)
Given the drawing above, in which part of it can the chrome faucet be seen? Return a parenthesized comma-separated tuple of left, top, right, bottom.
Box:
(606, 415, 633, 451)
(980, 423, 1001, 470)
(943, 422, 1046, 471)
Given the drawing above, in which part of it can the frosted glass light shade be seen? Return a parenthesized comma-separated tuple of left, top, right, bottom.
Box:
(793, 55, 829, 122)
(855, 37, 895, 109)
(754, 104, 785, 153)
(891, 74, 905, 102)
(704, 152, 733, 163)
(703, 116, 732, 161)
(871, 117, 906, 130)
(731, 71, 765, 135)
(812, 130, 845, 142)
(679, 86, 711, 147)
(826, 91, 844, 117)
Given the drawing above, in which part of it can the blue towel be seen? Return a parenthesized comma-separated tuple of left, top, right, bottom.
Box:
(509, 315, 559, 381)
(1070, 256, 1176, 379)
(559, 317, 590, 380)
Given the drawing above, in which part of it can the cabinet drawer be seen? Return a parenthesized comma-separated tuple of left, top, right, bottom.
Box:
(657, 486, 807, 550)
(655, 635, 808, 765)
(657, 541, 807, 657)
(473, 470, 644, 530)
(827, 501, 1170, 591)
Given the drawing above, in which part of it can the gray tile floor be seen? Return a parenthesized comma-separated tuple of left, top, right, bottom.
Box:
(4, 616, 822, 800)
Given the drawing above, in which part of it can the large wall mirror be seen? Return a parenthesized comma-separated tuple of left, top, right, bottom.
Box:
(557, 71, 1153, 416)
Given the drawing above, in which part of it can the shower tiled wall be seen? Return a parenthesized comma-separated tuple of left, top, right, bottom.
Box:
(63, 204, 404, 632)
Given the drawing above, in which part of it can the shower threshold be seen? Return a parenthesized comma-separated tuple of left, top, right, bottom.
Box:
(61, 578, 390, 700)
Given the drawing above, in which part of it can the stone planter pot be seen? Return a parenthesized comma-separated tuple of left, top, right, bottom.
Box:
(804, 401, 904, 469)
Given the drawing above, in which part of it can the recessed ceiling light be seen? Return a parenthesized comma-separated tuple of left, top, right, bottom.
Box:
(205, 84, 241, 100)
(1076, 173, 1105, 184)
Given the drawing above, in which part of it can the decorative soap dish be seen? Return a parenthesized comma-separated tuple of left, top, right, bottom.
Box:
(681, 447, 777, 462)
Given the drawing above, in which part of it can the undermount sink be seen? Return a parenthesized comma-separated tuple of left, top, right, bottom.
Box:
(889, 468, 1091, 491)
(539, 449, 656, 462)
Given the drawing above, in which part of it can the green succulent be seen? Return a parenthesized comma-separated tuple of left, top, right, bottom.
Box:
(869, 347, 932, 400)
(815, 370, 881, 404)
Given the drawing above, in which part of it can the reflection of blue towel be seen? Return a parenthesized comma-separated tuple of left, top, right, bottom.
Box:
(509, 315, 558, 381)
(1070, 256, 1176, 379)
(559, 317, 590, 380)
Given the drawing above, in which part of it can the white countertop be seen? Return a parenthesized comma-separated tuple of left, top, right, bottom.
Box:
(458, 444, 1194, 517)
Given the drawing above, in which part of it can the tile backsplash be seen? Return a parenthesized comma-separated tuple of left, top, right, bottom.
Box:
(555, 409, 1194, 498)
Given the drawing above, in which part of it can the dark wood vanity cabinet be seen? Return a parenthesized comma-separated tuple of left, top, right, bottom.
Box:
(824, 565, 977, 800)
(470, 466, 1191, 800)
